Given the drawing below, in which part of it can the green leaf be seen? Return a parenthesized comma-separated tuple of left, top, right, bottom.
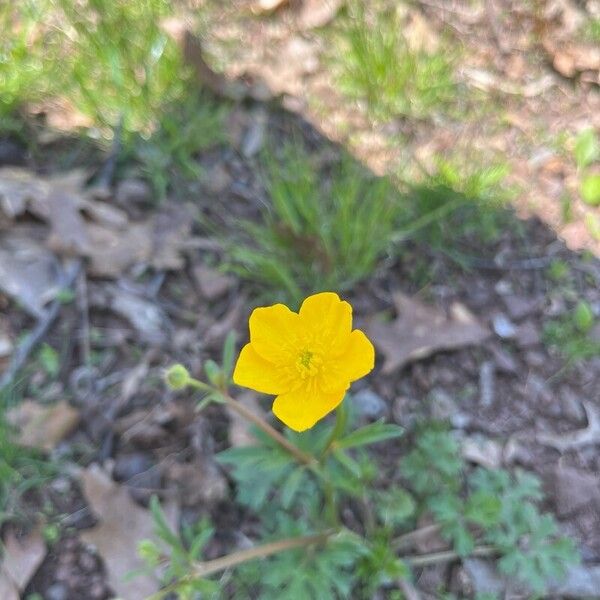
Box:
(581, 173, 600, 206)
(280, 467, 306, 509)
(38, 343, 60, 377)
(149, 495, 181, 550)
(574, 128, 599, 169)
(573, 300, 594, 333)
(336, 421, 403, 450)
(465, 490, 502, 527)
(222, 332, 237, 378)
(204, 359, 222, 385)
(376, 488, 416, 527)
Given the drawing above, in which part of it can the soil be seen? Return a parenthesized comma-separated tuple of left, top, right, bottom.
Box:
(2, 0, 600, 598)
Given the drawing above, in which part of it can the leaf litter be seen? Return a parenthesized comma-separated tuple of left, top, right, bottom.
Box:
(366, 292, 490, 374)
(79, 465, 179, 600)
(0, 525, 47, 599)
(0, 167, 193, 278)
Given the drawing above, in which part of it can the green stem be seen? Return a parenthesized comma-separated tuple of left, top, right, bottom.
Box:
(188, 378, 317, 468)
(321, 402, 348, 459)
(223, 391, 317, 467)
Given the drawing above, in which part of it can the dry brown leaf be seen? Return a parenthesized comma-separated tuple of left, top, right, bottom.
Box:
(167, 459, 228, 507)
(0, 168, 47, 218)
(366, 292, 490, 374)
(192, 264, 234, 300)
(0, 227, 63, 318)
(553, 464, 600, 517)
(299, 0, 343, 29)
(89, 284, 170, 345)
(542, 37, 600, 79)
(0, 525, 46, 595)
(80, 465, 178, 600)
(0, 168, 191, 278)
(7, 400, 80, 452)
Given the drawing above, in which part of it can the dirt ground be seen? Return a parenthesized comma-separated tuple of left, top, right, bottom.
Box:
(1, 1, 600, 598)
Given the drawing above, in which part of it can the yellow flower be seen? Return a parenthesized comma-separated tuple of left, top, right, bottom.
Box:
(233, 292, 375, 432)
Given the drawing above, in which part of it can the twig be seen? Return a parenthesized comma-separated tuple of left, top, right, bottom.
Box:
(398, 579, 422, 600)
(76, 268, 91, 365)
(0, 260, 82, 390)
(403, 545, 496, 568)
(148, 531, 334, 600)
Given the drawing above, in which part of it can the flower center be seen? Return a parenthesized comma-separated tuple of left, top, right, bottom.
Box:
(296, 349, 321, 378)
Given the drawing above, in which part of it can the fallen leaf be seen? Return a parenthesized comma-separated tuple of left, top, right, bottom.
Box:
(0, 168, 191, 278)
(7, 400, 80, 452)
(167, 459, 228, 507)
(548, 43, 600, 79)
(192, 264, 234, 300)
(537, 401, 600, 451)
(203, 296, 245, 348)
(0, 574, 18, 600)
(89, 284, 171, 345)
(0, 168, 47, 218)
(366, 293, 490, 374)
(79, 465, 178, 600)
(84, 221, 152, 277)
(0, 526, 46, 595)
(299, 0, 343, 29)
(553, 464, 600, 517)
(0, 227, 63, 318)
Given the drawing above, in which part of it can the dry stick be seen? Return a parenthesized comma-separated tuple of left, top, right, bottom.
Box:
(404, 545, 496, 568)
(192, 531, 333, 578)
(223, 392, 317, 467)
(76, 269, 91, 365)
(149, 531, 334, 600)
(0, 260, 82, 390)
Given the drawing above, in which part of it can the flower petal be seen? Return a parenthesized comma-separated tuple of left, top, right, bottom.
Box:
(299, 292, 352, 355)
(249, 303, 301, 362)
(272, 385, 347, 432)
(336, 329, 375, 382)
(233, 344, 292, 394)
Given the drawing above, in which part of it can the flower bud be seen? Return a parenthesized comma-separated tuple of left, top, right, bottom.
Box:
(165, 364, 190, 390)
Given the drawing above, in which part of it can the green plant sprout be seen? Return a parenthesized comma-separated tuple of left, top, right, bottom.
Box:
(140, 332, 578, 598)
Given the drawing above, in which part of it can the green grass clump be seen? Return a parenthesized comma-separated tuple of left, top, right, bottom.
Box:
(1, 0, 229, 199)
(544, 300, 600, 365)
(1, 0, 185, 132)
(227, 143, 406, 304)
(131, 91, 228, 199)
(0, 387, 57, 526)
(335, 3, 457, 121)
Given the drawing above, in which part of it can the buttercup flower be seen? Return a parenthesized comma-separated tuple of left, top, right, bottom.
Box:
(233, 292, 375, 432)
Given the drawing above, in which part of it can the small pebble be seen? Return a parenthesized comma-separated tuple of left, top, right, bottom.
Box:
(45, 582, 69, 600)
(351, 388, 388, 420)
(492, 313, 517, 338)
(113, 452, 155, 482)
